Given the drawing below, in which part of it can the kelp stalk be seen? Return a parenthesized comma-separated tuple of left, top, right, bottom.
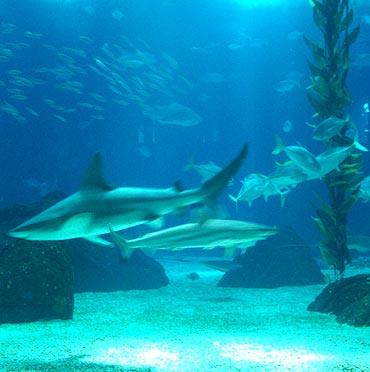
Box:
(305, 0, 363, 275)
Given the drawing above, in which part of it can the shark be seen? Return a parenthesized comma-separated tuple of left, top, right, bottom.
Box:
(8, 145, 248, 245)
(109, 219, 278, 261)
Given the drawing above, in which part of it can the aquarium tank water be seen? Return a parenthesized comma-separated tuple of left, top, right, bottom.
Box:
(0, 0, 370, 370)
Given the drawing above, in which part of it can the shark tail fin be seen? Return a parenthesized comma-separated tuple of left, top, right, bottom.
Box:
(109, 227, 134, 262)
(272, 135, 285, 155)
(353, 133, 368, 152)
(200, 144, 248, 207)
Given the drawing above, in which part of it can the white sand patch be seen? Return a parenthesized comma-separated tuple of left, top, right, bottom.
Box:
(1, 258, 369, 371)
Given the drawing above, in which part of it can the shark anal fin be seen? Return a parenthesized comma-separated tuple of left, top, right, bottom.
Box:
(109, 227, 134, 262)
(146, 215, 164, 229)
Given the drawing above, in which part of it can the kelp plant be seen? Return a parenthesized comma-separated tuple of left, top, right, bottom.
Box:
(305, 0, 363, 276)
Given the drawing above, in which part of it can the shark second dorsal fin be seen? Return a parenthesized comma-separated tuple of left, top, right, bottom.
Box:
(80, 152, 113, 192)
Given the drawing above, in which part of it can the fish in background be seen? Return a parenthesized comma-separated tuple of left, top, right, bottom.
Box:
(229, 174, 267, 208)
(230, 129, 368, 209)
(141, 102, 202, 127)
(0, 21, 204, 133)
(274, 71, 304, 95)
(315, 141, 368, 176)
(274, 79, 300, 94)
(272, 136, 322, 176)
(23, 177, 58, 198)
(8, 145, 248, 245)
(308, 116, 351, 142)
(282, 119, 293, 133)
(185, 158, 234, 186)
(359, 175, 370, 202)
(109, 219, 278, 261)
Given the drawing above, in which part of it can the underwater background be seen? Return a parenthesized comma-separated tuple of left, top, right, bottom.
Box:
(1, 1, 370, 371)
(1, 0, 369, 244)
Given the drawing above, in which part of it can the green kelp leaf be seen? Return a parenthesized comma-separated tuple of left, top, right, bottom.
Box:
(312, 75, 330, 98)
(341, 167, 360, 176)
(343, 26, 360, 50)
(316, 210, 337, 238)
(338, 0, 350, 23)
(306, 89, 330, 116)
(329, 180, 350, 187)
(335, 46, 350, 72)
(307, 60, 329, 80)
(312, 217, 326, 235)
(339, 194, 358, 214)
(341, 8, 354, 32)
(320, 201, 336, 220)
(313, 5, 326, 30)
(312, 0, 326, 15)
(320, 243, 340, 268)
(304, 36, 327, 67)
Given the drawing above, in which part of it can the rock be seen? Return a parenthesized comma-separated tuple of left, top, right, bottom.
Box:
(0, 237, 74, 324)
(218, 227, 325, 288)
(308, 274, 370, 327)
(71, 241, 170, 292)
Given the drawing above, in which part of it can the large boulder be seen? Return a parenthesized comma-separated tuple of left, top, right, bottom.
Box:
(71, 240, 170, 292)
(308, 274, 370, 327)
(218, 227, 325, 288)
(0, 237, 74, 324)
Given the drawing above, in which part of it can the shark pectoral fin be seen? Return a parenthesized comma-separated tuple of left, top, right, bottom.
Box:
(109, 227, 134, 262)
(146, 215, 164, 230)
(83, 235, 113, 247)
(224, 246, 237, 257)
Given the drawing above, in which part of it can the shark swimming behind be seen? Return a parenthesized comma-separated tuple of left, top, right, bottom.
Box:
(8, 145, 248, 245)
(110, 219, 278, 261)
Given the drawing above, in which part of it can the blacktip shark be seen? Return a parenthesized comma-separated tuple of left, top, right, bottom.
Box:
(8, 145, 248, 246)
(109, 219, 278, 261)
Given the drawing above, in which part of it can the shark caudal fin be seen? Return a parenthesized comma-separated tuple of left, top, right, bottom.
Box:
(200, 144, 248, 207)
(109, 227, 134, 262)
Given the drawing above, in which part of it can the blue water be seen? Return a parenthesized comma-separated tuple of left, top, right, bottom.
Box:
(0, 0, 369, 243)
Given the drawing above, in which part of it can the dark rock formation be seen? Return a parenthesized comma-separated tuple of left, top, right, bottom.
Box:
(0, 237, 74, 324)
(218, 227, 325, 288)
(71, 241, 170, 292)
(308, 274, 370, 327)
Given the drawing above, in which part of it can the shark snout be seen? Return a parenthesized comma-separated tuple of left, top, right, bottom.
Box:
(8, 226, 30, 239)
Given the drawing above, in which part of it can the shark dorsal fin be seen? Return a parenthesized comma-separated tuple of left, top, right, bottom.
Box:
(80, 152, 113, 192)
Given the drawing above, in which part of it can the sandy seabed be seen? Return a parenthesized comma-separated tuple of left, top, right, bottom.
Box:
(1, 258, 370, 372)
